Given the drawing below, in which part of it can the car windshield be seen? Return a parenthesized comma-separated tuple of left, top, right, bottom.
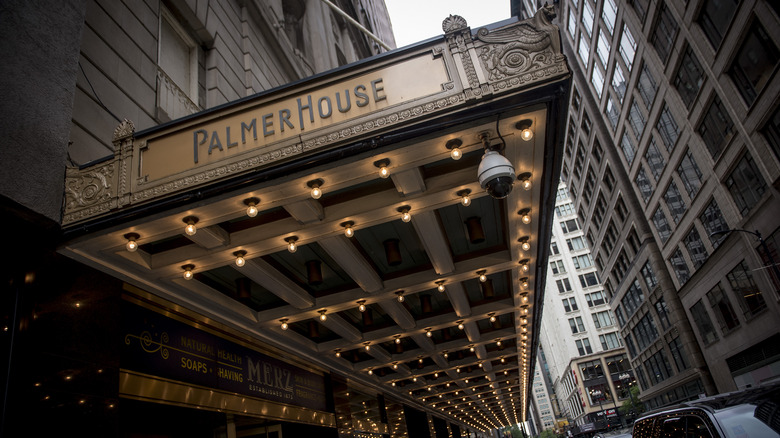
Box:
(714, 403, 780, 438)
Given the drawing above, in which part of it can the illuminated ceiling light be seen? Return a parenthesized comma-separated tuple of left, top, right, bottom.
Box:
(443, 352, 448, 358)
(436, 280, 446, 293)
(457, 188, 472, 207)
(182, 264, 195, 280)
(334, 349, 341, 357)
(357, 300, 367, 312)
(496, 339, 502, 347)
(477, 269, 487, 282)
(285, 236, 298, 253)
(183, 216, 198, 236)
(517, 172, 533, 191)
(515, 119, 533, 141)
(518, 236, 531, 252)
(124, 232, 140, 252)
(374, 158, 391, 178)
(393, 363, 398, 369)
(520, 277, 529, 289)
(518, 208, 531, 224)
(469, 345, 475, 352)
(340, 221, 355, 238)
(368, 369, 373, 375)
(426, 328, 432, 338)
(364, 342, 371, 351)
(446, 138, 463, 160)
(488, 313, 497, 323)
(243, 197, 260, 217)
(319, 310, 327, 321)
(478, 362, 483, 368)
(397, 205, 412, 223)
(234, 250, 247, 267)
(395, 335, 402, 344)
(501, 357, 505, 363)
(307, 179, 324, 199)
(396, 290, 405, 302)
(279, 319, 289, 330)
(519, 259, 530, 272)
(456, 321, 465, 330)
(413, 376, 417, 382)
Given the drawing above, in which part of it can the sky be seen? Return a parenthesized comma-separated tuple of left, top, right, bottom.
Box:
(385, 0, 512, 48)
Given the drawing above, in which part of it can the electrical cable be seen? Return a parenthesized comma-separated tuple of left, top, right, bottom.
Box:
(78, 61, 122, 123)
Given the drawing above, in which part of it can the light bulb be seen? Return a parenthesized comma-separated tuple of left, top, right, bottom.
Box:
(520, 128, 533, 141)
(397, 292, 404, 302)
(235, 255, 245, 267)
(395, 337, 401, 344)
(286, 237, 298, 253)
(280, 320, 288, 330)
(183, 266, 194, 280)
(490, 315, 497, 323)
(125, 235, 139, 252)
(521, 178, 532, 190)
(401, 211, 411, 223)
(247, 204, 258, 217)
(311, 186, 322, 199)
(185, 223, 197, 235)
(319, 312, 327, 321)
(437, 282, 445, 293)
(479, 274, 487, 282)
(458, 323, 464, 330)
(345, 225, 354, 237)
(368, 369, 373, 375)
(379, 165, 389, 178)
(358, 302, 366, 312)
(521, 241, 531, 251)
(461, 193, 471, 206)
(522, 213, 531, 224)
(426, 330, 432, 338)
(364, 343, 370, 351)
(335, 351, 341, 357)
(521, 263, 529, 272)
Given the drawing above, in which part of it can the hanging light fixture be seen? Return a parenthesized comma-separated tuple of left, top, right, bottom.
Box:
(436, 280, 446, 293)
(319, 309, 327, 321)
(357, 300, 367, 312)
(518, 236, 531, 252)
(477, 270, 487, 283)
(457, 189, 472, 207)
(446, 138, 463, 160)
(280, 319, 289, 330)
(374, 158, 390, 178)
(307, 178, 324, 199)
(520, 277, 529, 289)
(243, 197, 260, 217)
(396, 290, 405, 302)
(456, 320, 464, 330)
(517, 172, 533, 191)
(394, 335, 402, 344)
(515, 119, 533, 141)
(234, 250, 247, 267)
(364, 342, 371, 351)
(397, 205, 411, 223)
(182, 264, 195, 280)
(124, 232, 140, 252)
(182, 216, 198, 236)
(488, 313, 497, 323)
(518, 208, 531, 224)
(426, 328, 432, 338)
(335, 349, 341, 357)
(340, 221, 355, 238)
(285, 236, 298, 253)
(519, 259, 530, 272)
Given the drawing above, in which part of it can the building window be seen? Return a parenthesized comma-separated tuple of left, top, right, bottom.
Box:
(572, 86, 581, 111)
(674, 45, 704, 108)
(582, 1, 595, 37)
(652, 207, 672, 243)
(636, 168, 653, 203)
(576, 339, 593, 355)
(706, 283, 740, 333)
(726, 153, 767, 217)
(551, 241, 560, 255)
(651, 2, 678, 63)
(551, 260, 567, 275)
(615, 305, 626, 327)
(697, 0, 738, 49)
(726, 260, 767, 318)
(579, 34, 590, 65)
(645, 139, 666, 181)
(677, 150, 703, 199)
(670, 248, 691, 285)
(690, 299, 719, 345)
(668, 337, 690, 372)
(655, 298, 671, 331)
(619, 24, 637, 71)
(569, 316, 586, 334)
(592, 66, 605, 97)
(603, 221, 618, 253)
(580, 359, 604, 379)
(158, 6, 200, 120)
(633, 313, 659, 350)
(641, 262, 658, 290)
(684, 226, 709, 269)
(622, 279, 645, 317)
(616, 196, 628, 223)
(586, 291, 606, 307)
(606, 95, 620, 129)
(603, 0, 618, 34)
(556, 186, 569, 201)
(628, 99, 646, 139)
(567, 236, 587, 251)
(664, 182, 686, 224)
(573, 254, 594, 270)
(730, 22, 780, 106)
(628, 0, 649, 22)
(603, 167, 616, 192)
(557, 278, 573, 293)
(763, 106, 780, 160)
(698, 95, 734, 158)
(644, 349, 673, 384)
(596, 29, 611, 68)
(612, 64, 627, 102)
(637, 63, 657, 109)
(657, 104, 679, 151)
(621, 131, 636, 165)
(556, 203, 576, 217)
(593, 311, 615, 329)
(579, 272, 600, 288)
(568, 7, 577, 39)
(592, 140, 603, 163)
(599, 332, 622, 350)
(560, 218, 580, 233)
(563, 297, 579, 312)
(699, 198, 728, 249)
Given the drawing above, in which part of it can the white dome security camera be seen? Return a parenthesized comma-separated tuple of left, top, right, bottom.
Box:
(478, 149, 515, 199)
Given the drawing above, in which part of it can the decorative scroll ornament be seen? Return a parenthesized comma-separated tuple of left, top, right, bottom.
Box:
(442, 14, 468, 33)
(125, 331, 170, 359)
(113, 118, 135, 142)
(64, 164, 113, 210)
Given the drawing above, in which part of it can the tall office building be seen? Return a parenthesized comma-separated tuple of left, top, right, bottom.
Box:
(520, 0, 780, 414)
(538, 181, 633, 433)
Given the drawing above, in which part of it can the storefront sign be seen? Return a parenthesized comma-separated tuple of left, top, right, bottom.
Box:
(122, 302, 327, 411)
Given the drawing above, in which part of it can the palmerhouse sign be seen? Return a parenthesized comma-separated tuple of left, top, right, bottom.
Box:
(62, 7, 567, 226)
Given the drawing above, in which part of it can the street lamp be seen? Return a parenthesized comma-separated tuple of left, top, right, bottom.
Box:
(710, 228, 780, 291)
(619, 372, 634, 425)
(591, 389, 605, 430)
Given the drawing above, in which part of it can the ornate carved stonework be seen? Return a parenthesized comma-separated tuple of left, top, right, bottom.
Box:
(63, 162, 117, 223)
(113, 119, 135, 142)
(442, 15, 468, 33)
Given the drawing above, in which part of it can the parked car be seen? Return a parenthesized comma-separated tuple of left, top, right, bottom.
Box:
(631, 382, 780, 437)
